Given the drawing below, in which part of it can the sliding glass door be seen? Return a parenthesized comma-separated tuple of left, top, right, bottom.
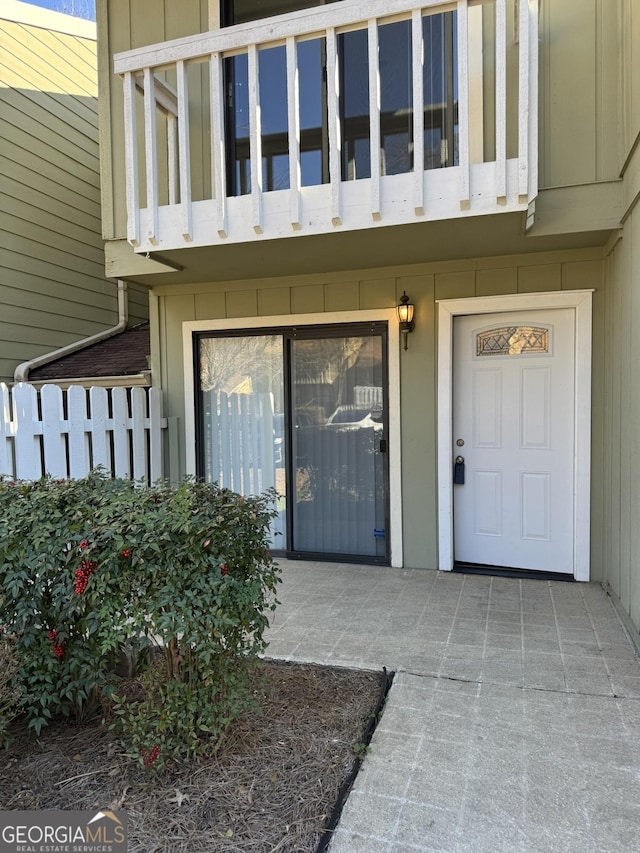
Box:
(290, 332, 387, 558)
(196, 323, 389, 562)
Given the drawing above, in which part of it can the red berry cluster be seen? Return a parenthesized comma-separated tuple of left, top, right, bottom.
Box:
(74, 560, 97, 595)
(221, 563, 229, 577)
(47, 629, 65, 658)
(140, 745, 161, 768)
(121, 548, 131, 558)
(79, 540, 89, 550)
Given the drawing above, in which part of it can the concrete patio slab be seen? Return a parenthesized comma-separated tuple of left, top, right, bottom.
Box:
(265, 560, 640, 852)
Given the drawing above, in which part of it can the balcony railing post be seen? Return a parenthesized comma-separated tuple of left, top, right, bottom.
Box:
(142, 67, 159, 244)
(326, 26, 342, 227)
(368, 19, 381, 221)
(527, 0, 538, 201)
(167, 113, 178, 205)
(495, 0, 507, 202)
(286, 35, 302, 230)
(209, 52, 228, 238)
(518, 0, 530, 200)
(411, 9, 424, 216)
(116, 0, 537, 250)
(123, 71, 140, 247)
(177, 60, 193, 241)
(248, 43, 263, 234)
(457, 0, 470, 210)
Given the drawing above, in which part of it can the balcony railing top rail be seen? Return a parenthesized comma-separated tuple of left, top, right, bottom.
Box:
(115, 0, 464, 72)
(114, 0, 538, 254)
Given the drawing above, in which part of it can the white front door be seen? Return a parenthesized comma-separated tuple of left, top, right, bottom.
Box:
(453, 308, 575, 573)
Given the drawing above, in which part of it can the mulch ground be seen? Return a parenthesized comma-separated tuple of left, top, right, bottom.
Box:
(0, 661, 386, 852)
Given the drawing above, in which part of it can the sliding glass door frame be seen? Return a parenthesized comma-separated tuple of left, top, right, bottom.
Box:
(284, 322, 390, 564)
(193, 321, 390, 564)
(184, 309, 403, 567)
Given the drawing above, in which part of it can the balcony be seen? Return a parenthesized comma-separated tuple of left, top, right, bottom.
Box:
(114, 0, 538, 256)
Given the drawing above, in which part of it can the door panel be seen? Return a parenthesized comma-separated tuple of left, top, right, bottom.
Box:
(453, 309, 575, 573)
(197, 334, 286, 546)
(290, 332, 388, 559)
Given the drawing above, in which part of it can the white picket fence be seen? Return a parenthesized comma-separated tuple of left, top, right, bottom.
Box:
(0, 383, 167, 484)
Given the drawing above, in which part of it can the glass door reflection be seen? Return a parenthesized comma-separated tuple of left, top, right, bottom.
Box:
(290, 332, 388, 559)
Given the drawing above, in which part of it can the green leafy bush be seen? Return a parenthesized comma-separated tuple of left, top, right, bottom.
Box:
(0, 473, 280, 763)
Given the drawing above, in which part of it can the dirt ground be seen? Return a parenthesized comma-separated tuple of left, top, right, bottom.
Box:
(0, 660, 387, 853)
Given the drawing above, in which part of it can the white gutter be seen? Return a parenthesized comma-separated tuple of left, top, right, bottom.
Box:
(14, 281, 129, 383)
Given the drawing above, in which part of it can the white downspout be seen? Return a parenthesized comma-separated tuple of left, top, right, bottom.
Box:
(14, 280, 129, 383)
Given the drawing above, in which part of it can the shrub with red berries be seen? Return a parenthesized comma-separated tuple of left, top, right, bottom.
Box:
(0, 472, 281, 754)
(74, 560, 98, 595)
(140, 745, 161, 768)
(47, 629, 65, 659)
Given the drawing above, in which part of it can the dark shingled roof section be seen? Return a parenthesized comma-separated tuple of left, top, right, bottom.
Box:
(28, 323, 150, 381)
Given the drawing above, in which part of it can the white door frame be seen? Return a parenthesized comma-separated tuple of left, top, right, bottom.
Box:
(436, 290, 593, 581)
(183, 309, 403, 568)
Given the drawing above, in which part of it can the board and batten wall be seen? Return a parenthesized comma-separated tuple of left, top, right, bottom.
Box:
(599, 0, 640, 640)
(152, 247, 605, 574)
(0, 1, 148, 385)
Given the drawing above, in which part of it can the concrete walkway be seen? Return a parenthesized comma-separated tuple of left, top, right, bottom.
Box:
(265, 560, 640, 853)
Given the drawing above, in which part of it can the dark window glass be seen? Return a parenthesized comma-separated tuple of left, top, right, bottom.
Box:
(225, 54, 250, 196)
(298, 37, 328, 186)
(423, 11, 458, 169)
(259, 46, 289, 191)
(338, 29, 370, 180)
(379, 20, 412, 176)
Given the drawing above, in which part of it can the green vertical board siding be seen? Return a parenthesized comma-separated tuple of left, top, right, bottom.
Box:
(538, 0, 623, 187)
(601, 195, 640, 638)
(156, 248, 607, 571)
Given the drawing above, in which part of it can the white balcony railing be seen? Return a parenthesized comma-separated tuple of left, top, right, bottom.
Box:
(114, 0, 538, 254)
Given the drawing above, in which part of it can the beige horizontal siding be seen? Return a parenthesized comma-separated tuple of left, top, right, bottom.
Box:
(0, 13, 148, 384)
(127, 284, 151, 325)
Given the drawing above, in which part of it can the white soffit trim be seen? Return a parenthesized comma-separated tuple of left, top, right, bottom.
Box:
(436, 289, 593, 582)
(183, 309, 403, 568)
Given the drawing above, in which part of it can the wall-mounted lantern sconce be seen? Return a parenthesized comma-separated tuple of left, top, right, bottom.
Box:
(397, 291, 415, 350)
